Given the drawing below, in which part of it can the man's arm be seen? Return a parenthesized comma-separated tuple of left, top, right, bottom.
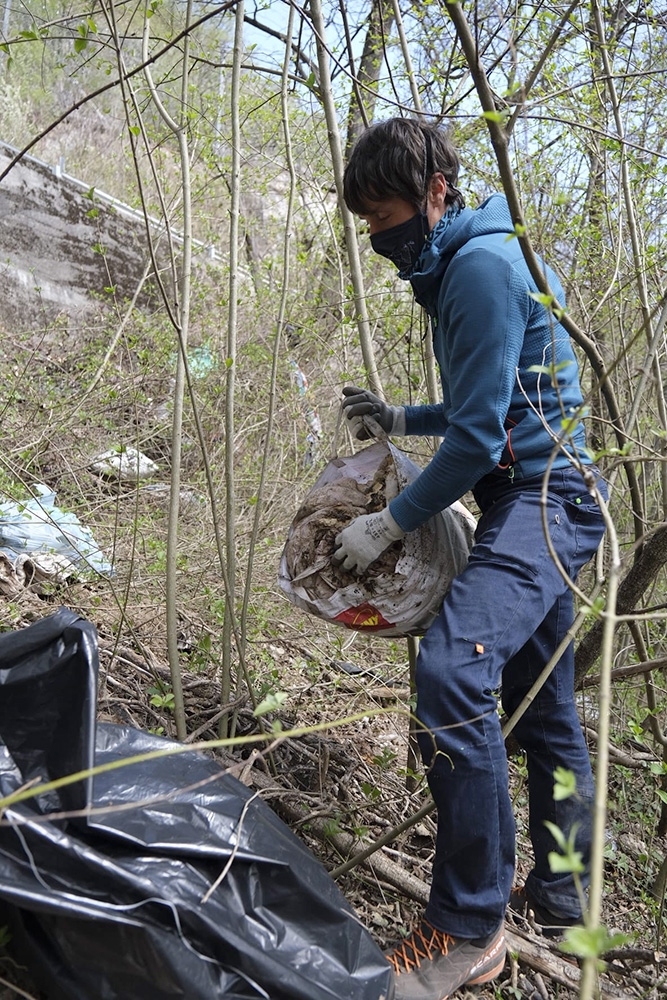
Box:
(390, 249, 529, 532)
(403, 401, 450, 437)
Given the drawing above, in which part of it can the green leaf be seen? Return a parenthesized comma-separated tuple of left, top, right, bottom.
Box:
(548, 848, 584, 874)
(150, 691, 175, 710)
(323, 817, 342, 838)
(553, 767, 577, 801)
(128, 125, 141, 136)
(544, 820, 567, 852)
(74, 37, 88, 53)
(586, 595, 606, 618)
(528, 360, 572, 377)
(87, 17, 98, 33)
(526, 287, 567, 319)
(304, 71, 317, 92)
(560, 414, 579, 435)
(545, 820, 584, 874)
(560, 925, 630, 963)
(528, 291, 555, 307)
(505, 222, 526, 242)
(482, 109, 509, 123)
(253, 690, 288, 717)
(77, 23, 88, 37)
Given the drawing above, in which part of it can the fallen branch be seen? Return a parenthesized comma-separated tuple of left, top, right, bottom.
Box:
(583, 655, 667, 687)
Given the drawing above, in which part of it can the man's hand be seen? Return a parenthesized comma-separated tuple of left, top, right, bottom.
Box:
(333, 508, 405, 573)
(342, 386, 406, 440)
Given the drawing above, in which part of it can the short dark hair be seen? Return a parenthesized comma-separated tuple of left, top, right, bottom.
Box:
(343, 117, 465, 216)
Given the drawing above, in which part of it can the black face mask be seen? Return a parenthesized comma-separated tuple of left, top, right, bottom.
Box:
(370, 212, 429, 273)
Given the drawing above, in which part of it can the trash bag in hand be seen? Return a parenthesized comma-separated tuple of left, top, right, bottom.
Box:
(279, 438, 475, 637)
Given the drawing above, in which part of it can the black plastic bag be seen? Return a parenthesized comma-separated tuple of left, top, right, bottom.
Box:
(0, 609, 393, 1000)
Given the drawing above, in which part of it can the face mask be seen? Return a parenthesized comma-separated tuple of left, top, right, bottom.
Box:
(370, 212, 429, 273)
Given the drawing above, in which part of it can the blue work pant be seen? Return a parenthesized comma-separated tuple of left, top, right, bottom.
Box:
(416, 467, 607, 938)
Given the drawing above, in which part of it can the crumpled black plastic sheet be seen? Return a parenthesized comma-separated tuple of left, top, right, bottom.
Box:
(0, 609, 394, 1000)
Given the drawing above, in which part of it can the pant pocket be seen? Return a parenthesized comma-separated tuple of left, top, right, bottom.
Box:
(476, 493, 565, 579)
(562, 498, 606, 578)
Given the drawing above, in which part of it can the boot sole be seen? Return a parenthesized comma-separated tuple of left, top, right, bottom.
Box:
(467, 936, 507, 986)
(467, 953, 506, 985)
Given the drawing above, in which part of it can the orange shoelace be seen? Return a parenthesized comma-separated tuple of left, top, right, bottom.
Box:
(387, 923, 455, 975)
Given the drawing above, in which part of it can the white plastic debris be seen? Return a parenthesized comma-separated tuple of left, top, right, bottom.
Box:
(90, 446, 159, 481)
(0, 484, 114, 584)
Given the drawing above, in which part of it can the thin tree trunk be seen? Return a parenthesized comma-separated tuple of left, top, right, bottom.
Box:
(221, 0, 244, 738)
(236, 4, 298, 735)
(142, 3, 195, 742)
(580, 510, 620, 999)
(310, 0, 382, 396)
(344, 0, 396, 156)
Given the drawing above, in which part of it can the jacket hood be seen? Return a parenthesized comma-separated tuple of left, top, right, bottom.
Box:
(407, 193, 516, 308)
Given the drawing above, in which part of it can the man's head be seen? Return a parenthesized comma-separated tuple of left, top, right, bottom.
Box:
(343, 117, 464, 218)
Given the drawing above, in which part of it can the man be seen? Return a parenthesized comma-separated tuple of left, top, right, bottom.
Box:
(333, 117, 607, 1000)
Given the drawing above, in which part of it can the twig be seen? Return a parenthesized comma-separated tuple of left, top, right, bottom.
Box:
(583, 655, 667, 687)
(0, 972, 40, 1000)
(184, 700, 246, 744)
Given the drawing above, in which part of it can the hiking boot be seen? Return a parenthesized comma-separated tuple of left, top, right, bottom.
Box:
(386, 919, 506, 1000)
(508, 885, 580, 939)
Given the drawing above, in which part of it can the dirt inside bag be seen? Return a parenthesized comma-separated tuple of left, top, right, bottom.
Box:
(279, 439, 476, 637)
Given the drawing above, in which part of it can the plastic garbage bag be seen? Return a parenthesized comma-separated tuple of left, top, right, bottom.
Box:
(0, 610, 393, 1000)
(90, 445, 160, 481)
(279, 436, 476, 637)
(0, 484, 113, 580)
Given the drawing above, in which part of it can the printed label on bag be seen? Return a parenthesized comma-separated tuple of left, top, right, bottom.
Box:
(333, 602, 394, 631)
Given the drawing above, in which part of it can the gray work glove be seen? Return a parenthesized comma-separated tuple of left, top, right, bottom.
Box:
(342, 386, 406, 440)
(333, 508, 405, 573)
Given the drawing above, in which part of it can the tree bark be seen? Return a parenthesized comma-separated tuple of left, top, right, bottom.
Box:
(575, 522, 667, 686)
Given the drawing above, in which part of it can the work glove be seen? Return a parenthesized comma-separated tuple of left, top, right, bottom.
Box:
(333, 508, 405, 573)
(342, 386, 406, 440)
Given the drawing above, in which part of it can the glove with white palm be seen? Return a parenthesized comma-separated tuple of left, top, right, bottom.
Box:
(333, 507, 405, 573)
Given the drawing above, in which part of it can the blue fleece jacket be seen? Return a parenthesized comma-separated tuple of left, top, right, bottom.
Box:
(389, 194, 590, 533)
